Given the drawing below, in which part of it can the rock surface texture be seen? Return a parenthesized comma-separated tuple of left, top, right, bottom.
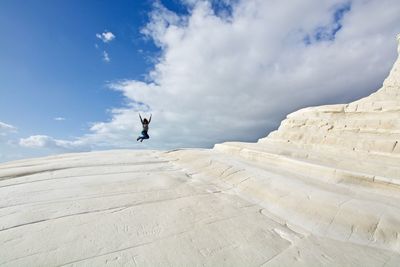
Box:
(1, 37, 400, 266)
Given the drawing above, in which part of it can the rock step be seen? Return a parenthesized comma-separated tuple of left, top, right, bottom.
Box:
(271, 127, 400, 141)
(281, 112, 400, 129)
(279, 115, 400, 131)
(267, 129, 400, 155)
(287, 107, 400, 119)
(167, 149, 400, 253)
(276, 124, 400, 135)
(213, 142, 400, 187)
(351, 101, 400, 111)
(259, 138, 400, 167)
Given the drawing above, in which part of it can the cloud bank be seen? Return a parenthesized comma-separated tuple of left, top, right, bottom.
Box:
(19, 0, 400, 153)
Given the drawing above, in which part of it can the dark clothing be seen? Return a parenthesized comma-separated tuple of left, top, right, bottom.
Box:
(137, 130, 149, 142)
(140, 130, 149, 139)
(137, 114, 151, 142)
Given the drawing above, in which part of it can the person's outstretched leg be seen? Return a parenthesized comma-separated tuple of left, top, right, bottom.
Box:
(137, 131, 149, 142)
(142, 132, 150, 141)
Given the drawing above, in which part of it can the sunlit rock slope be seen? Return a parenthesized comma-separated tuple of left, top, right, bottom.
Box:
(1, 35, 400, 266)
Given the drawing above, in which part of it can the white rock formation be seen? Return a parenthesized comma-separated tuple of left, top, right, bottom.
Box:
(1, 36, 400, 266)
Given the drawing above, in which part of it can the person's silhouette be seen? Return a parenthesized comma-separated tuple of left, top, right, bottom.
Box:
(137, 114, 152, 142)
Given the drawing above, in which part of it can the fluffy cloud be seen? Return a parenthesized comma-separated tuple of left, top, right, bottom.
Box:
(21, 0, 400, 152)
(96, 31, 116, 43)
(19, 135, 89, 151)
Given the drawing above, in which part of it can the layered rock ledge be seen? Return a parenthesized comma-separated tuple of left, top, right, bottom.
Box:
(1, 36, 400, 266)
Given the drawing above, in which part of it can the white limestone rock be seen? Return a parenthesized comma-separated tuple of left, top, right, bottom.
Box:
(1, 150, 400, 266)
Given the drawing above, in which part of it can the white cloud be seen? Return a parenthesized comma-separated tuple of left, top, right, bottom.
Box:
(54, 117, 66, 121)
(103, 51, 111, 62)
(19, 135, 53, 148)
(19, 135, 89, 151)
(0, 121, 17, 136)
(96, 31, 116, 43)
(20, 0, 400, 152)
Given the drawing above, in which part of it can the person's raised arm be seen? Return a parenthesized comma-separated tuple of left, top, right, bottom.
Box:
(139, 113, 143, 123)
(149, 114, 152, 124)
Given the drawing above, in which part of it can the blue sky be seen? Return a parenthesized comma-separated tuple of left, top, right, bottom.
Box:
(0, 0, 175, 140)
(1, 0, 399, 162)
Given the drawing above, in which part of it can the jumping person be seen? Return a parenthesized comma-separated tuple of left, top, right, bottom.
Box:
(137, 113, 152, 142)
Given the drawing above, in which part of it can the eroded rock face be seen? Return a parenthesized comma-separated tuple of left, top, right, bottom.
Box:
(1, 36, 400, 266)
